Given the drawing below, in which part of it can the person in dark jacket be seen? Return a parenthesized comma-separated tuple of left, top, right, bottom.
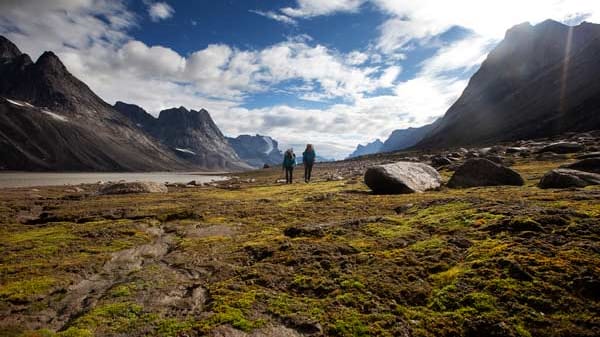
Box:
(282, 149, 296, 184)
(302, 144, 316, 183)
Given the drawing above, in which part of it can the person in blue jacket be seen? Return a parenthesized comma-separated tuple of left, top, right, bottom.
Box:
(282, 148, 296, 184)
(302, 144, 316, 183)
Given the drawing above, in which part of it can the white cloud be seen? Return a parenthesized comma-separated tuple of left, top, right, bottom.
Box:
(249, 10, 297, 25)
(418, 35, 495, 78)
(148, 2, 174, 22)
(345, 51, 369, 65)
(372, 0, 600, 53)
(281, 0, 365, 18)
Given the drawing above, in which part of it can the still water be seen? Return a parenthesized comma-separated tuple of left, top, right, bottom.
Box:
(0, 172, 227, 189)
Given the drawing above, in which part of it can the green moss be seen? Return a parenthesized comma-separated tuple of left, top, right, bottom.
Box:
(109, 284, 132, 298)
(329, 310, 370, 337)
(410, 236, 445, 252)
(514, 323, 532, 337)
(0, 276, 57, 302)
(20, 328, 93, 337)
(71, 302, 146, 333)
(430, 265, 466, 287)
(462, 292, 497, 312)
(156, 319, 194, 337)
(340, 279, 365, 290)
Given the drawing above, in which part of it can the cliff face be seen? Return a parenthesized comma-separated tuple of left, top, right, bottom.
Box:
(417, 20, 600, 149)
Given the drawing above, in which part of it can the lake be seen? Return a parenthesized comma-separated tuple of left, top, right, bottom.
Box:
(0, 172, 227, 189)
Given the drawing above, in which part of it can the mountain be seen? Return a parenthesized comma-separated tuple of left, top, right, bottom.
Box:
(347, 139, 383, 158)
(381, 120, 439, 153)
(0, 36, 190, 171)
(417, 20, 600, 149)
(114, 102, 250, 170)
(227, 134, 283, 168)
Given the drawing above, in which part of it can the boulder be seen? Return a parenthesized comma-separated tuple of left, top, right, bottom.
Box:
(431, 156, 452, 167)
(447, 158, 524, 188)
(538, 169, 600, 189)
(364, 162, 441, 194)
(538, 142, 584, 154)
(562, 158, 600, 174)
(99, 181, 168, 195)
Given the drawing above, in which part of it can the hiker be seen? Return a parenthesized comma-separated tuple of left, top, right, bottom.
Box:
(282, 148, 296, 184)
(303, 144, 316, 183)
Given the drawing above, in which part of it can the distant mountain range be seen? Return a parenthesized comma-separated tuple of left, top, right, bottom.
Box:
(113, 102, 250, 170)
(226, 134, 283, 168)
(352, 20, 600, 156)
(347, 139, 383, 158)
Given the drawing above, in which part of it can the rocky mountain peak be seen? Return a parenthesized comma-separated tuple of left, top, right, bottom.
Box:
(0, 35, 22, 59)
(158, 106, 215, 130)
(35, 51, 68, 74)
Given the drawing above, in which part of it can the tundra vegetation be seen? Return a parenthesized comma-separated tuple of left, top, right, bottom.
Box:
(0, 150, 599, 337)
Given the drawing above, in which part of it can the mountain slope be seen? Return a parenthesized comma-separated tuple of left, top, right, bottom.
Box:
(347, 139, 383, 158)
(417, 20, 600, 149)
(227, 134, 283, 168)
(114, 102, 250, 170)
(0, 36, 190, 171)
(381, 120, 440, 153)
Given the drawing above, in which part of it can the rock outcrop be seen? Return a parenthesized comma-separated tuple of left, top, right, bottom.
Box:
(364, 162, 441, 194)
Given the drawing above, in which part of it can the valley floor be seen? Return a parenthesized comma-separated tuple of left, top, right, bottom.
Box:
(0, 153, 599, 337)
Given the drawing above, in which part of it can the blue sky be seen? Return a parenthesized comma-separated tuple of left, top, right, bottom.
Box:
(1, 0, 599, 158)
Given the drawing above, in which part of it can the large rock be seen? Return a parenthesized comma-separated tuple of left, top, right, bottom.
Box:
(538, 142, 584, 154)
(99, 181, 168, 195)
(364, 162, 441, 194)
(538, 169, 600, 189)
(562, 158, 600, 174)
(431, 156, 452, 167)
(447, 158, 524, 188)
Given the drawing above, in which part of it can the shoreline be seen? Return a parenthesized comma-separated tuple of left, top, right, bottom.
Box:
(0, 171, 229, 189)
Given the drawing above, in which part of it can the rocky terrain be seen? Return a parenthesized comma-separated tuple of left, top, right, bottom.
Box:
(1, 130, 598, 337)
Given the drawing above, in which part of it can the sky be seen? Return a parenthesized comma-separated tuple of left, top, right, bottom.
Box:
(0, 1, 599, 159)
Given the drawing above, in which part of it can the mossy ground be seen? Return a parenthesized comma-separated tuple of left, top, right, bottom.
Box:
(0, 156, 599, 337)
